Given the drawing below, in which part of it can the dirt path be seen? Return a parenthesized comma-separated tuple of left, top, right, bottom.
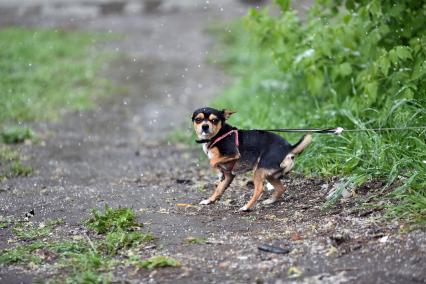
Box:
(1, 1, 425, 283)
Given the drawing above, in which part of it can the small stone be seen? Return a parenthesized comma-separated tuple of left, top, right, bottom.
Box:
(291, 233, 302, 241)
(379, 236, 389, 243)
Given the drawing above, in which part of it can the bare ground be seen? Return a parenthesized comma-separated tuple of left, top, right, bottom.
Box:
(0, 1, 425, 283)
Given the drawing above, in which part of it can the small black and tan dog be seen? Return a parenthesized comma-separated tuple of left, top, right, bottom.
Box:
(192, 107, 312, 211)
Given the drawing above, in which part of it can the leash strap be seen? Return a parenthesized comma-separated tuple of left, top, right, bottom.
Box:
(258, 127, 344, 135)
(208, 129, 239, 149)
(208, 129, 239, 174)
(256, 126, 426, 135)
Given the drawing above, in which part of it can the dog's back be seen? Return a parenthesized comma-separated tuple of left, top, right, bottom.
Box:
(236, 130, 292, 172)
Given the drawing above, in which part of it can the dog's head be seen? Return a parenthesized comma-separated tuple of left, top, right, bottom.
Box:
(191, 107, 235, 140)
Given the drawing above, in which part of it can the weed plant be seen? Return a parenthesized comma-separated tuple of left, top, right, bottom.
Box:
(212, 0, 426, 223)
(0, 145, 32, 179)
(0, 206, 179, 283)
(85, 205, 141, 234)
(139, 256, 181, 269)
(0, 126, 34, 144)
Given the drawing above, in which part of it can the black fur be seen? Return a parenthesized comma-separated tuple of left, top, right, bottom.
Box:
(191, 107, 225, 122)
(205, 122, 294, 173)
(192, 107, 302, 173)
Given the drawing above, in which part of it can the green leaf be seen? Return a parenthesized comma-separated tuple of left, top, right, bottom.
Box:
(389, 49, 398, 65)
(275, 0, 291, 12)
(378, 53, 390, 76)
(368, 0, 382, 17)
(402, 88, 414, 99)
(345, 0, 355, 10)
(395, 46, 412, 60)
(343, 13, 352, 24)
(306, 69, 324, 95)
(339, 62, 352, 76)
(365, 82, 378, 103)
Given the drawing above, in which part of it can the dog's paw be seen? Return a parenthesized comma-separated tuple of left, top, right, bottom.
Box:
(262, 198, 277, 205)
(238, 205, 251, 212)
(199, 199, 212, 205)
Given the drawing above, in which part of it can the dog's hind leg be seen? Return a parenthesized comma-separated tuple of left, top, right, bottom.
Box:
(200, 172, 235, 205)
(262, 176, 286, 205)
(239, 168, 267, 211)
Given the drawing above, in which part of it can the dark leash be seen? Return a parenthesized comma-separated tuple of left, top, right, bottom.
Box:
(256, 126, 426, 135)
(196, 126, 426, 144)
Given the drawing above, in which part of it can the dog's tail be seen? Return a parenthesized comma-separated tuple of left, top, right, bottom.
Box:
(291, 134, 312, 154)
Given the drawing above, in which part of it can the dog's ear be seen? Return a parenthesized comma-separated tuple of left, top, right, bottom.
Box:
(222, 109, 236, 120)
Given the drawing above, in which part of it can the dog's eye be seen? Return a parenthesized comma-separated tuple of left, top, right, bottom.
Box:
(211, 119, 219, 124)
(194, 118, 203, 124)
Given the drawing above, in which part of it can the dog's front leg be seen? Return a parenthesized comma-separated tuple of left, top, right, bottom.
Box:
(208, 147, 240, 169)
(200, 172, 235, 205)
(210, 156, 240, 169)
(215, 168, 224, 184)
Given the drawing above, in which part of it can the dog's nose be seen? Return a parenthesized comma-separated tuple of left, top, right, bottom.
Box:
(202, 124, 209, 131)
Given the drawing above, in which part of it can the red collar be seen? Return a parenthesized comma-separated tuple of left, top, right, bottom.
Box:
(208, 129, 239, 149)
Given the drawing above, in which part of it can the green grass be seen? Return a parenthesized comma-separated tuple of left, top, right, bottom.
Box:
(186, 236, 207, 245)
(9, 161, 32, 177)
(0, 126, 34, 144)
(0, 206, 164, 283)
(0, 216, 12, 229)
(12, 218, 66, 240)
(85, 205, 142, 234)
(0, 27, 112, 179)
(0, 27, 111, 125)
(49, 240, 91, 255)
(61, 270, 112, 284)
(13, 223, 53, 240)
(101, 230, 154, 255)
(0, 241, 45, 265)
(210, 5, 426, 224)
(139, 256, 180, 269)
(0, 145, 32, 179)
(86, 205, 154, 255)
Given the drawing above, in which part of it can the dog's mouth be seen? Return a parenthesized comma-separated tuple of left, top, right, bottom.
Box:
(199, 130, 211, 138)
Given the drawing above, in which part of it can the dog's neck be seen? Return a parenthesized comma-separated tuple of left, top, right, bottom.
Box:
(195, 123, 235, 144)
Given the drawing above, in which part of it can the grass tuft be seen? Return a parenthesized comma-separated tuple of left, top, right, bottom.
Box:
(49, 240, 90, 255)
(9, 161, 32, 177)
(85, 205, 141, 234)
(0, 242, 45, 265)
(0, 145, 32, 179)
(186, 236, 207, 245)
(139, 256, 180, 269)
(101, 231, 154, 255)
(64, 270, 112, 284)
(0, 126, 34, 144)
(13, 222, 53, 240)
